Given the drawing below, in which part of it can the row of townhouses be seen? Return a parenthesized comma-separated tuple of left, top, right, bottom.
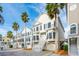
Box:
(12, 13, 65, 52)
(1, 4, 79, 56)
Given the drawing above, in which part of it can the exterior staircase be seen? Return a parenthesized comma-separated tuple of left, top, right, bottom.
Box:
(32, 39, 46, 52)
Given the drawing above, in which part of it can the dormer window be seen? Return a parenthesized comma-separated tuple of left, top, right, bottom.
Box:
(70, 24, 78, 34)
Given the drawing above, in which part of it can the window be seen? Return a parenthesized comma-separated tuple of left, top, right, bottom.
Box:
(26, 38, 28, 41)
(47, 32, 52, 39)
(70, 24, 76, 34)
(48, 22, 51, 28)
(44, 24, 45, 29)
(36, 27, 39, 31)
(53, 32, 56, 39)
(40, 25, 42, 30)
(37, 36, 39, 40)
(33, 36, 35, 41)
(49, 32, 52, 39)
(34, 28, 35, 32)
(29, 38, 30, 41)
(54, 21, 56, 26)
(44, 24, 47, 29)
(27, 32, 29, 35)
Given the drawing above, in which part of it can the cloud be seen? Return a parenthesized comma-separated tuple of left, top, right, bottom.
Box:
(59, 6, 69, 30)
(26, 4, 46, 15)
(0, 28, 7, 36)
(64, 26, 70, 39)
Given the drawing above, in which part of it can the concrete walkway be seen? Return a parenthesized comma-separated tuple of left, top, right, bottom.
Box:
(69, 44, 78, 56)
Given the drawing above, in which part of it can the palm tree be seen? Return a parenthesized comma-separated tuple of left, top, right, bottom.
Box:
(12, 22, 19, 48)
(7, 31, 13, 47)
(7, 31, 13, 40)
(0, 6, 4, 24)
(46, 3, 66, 50)
(46, 3, 66, 20)
(21, 12, 29, 48)
(0, 6, 3, 12)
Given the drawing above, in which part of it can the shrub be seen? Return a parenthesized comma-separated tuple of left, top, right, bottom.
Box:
(63, 44, 68, 51)
(22, 43, 24, 48)
(9, 45, 13, 48)
(1, 47, 3, 50)
(5, 42, 7, 44)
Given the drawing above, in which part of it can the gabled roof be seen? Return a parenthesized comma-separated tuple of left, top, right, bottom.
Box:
(33, 13, 65, 32)
(34, 13, 55, 26)
(21, 27, 31, 34)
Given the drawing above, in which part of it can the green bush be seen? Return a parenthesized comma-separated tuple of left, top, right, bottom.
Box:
(1, 47, 3, 50)
(5, 42, 7, 44)
(63, 44, 68, 51)
(22, 43, 24, 48)
(9, 45, 13, 48)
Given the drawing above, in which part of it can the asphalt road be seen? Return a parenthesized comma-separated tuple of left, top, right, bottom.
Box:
(0, 49, 56, 56)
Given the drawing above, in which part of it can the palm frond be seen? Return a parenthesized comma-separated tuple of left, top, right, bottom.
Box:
(0, 6, 3, 12)
(12, 22, 19, 31)
(21, 12, 29, 23)
(0, 14, 4, 24)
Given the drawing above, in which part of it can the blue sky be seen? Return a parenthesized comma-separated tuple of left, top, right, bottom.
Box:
(0, 3, 68, 37)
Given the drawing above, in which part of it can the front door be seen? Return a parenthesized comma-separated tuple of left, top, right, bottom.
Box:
(69, 38, 78, 55)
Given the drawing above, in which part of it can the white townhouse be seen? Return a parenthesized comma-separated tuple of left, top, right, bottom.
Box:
(14, 27, 32, 49)
(68, 4, 79, 55)
(21, 27, 32, 49)
(13, 33, 22, 48)
(32, 13, 65, 52)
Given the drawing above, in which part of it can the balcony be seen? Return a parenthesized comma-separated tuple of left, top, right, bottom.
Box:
(33, 40, 39, 43)
(47, 38, 55, 42)
(26, 41, 31, 44)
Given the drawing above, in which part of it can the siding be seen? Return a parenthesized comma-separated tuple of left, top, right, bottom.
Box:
(68, 4, 79, 24)
(58, 17, 65, 41)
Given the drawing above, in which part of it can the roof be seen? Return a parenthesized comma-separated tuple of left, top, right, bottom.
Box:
(21, 27, 31, 34)
(34, 13, 55, 26)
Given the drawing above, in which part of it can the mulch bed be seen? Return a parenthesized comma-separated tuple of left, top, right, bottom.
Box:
(53, 50, 68, 56)
(23, 48, 32, 50)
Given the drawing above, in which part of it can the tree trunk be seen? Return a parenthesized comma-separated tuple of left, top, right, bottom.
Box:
(16, 31, 18, 48)
(24, 23, 26, 48)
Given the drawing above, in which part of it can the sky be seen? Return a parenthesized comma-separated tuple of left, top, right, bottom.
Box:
(0, 3, 68, 38)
